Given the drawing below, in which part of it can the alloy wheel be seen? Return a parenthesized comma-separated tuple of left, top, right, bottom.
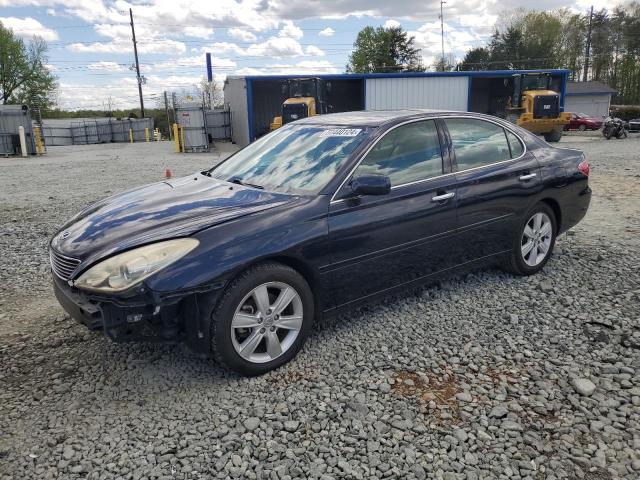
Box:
(521, 212, 553, 267)
(230, 282, 303, 363)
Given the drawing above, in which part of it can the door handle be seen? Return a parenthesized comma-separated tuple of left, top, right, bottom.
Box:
(431, 192, 455, 202)
(519, 173, 537, 181)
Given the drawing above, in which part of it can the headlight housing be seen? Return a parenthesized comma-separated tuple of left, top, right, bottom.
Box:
(74, 239, 199, 293)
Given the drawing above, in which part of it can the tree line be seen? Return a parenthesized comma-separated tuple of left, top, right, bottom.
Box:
(346, 4, 640, 105)
(458, 5, 640, 104)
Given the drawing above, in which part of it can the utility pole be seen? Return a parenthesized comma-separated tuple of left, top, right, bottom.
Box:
(130, 8, 145, 117)
(583, 5, 593, 82)
(440, 0, 446, 71)
(164, 91, 172, 140)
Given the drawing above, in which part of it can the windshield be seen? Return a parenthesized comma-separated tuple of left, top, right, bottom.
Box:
(209, 125, 369, 194)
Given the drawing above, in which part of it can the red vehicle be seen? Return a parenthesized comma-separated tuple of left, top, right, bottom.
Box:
(565, 113, 603, 131)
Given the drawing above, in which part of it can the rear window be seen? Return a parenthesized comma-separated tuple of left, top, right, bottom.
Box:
(505, 130, 524, 158)
(446, 119, 525, 171)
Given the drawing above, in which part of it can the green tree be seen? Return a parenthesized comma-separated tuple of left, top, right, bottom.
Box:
(347, 25, 423, 73)
(459, 47, 492, 70)
(0, 22, 57, 110)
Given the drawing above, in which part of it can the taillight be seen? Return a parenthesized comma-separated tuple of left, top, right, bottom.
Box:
(578, 161, 590, 177)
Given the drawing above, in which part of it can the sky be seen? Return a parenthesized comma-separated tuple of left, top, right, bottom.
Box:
(0, 0, 615, 111)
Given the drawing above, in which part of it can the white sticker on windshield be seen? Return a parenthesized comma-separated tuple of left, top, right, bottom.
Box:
(319, 128, 362, 137)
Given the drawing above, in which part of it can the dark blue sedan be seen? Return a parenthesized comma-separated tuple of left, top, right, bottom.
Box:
(51, 110, 591, 376)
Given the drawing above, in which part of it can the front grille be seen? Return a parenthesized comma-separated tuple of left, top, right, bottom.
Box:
(533, 95, 560, 119)
(282, 104, 308, 124)
(50, 249, 81, 281)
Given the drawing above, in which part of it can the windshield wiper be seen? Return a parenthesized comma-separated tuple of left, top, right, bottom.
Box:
(229, 176, 264, 190)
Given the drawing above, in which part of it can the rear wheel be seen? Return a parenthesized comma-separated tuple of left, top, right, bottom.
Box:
(578, 124, 586, 131)
(502, 203, 557, 276)
(209, 262, 314, 376)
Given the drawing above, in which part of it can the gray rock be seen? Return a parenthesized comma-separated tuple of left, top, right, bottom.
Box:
(455, 392, 472, 402)
(489, 404, 508, 419)
(571, 378, 597, 396)
(283, 420, 300, 432)
(244, 417, 260, 431)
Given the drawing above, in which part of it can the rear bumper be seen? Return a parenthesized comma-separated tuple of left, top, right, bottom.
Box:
(559, 184, 591, 234)
(52, 275, 217, 355)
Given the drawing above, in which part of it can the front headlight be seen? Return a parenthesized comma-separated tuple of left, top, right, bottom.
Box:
(74, 239, 199, 293)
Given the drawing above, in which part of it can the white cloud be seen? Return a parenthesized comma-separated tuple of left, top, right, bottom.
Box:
(0, 17, 59, 41)
(87, 61, 128, 72)
(305, 45, 325, 57)
(183, 26, 214, 39)
(228, 28, 257, 42)
(68, 39, 187, 54)
(318, 27, 335, 37)
(235, 60, 340, 76)
(278, 20, 303, 39)
(383, 19, 401, 29)
(150, 55, 236, 71)
(207, 42, 247, 56)
(246, 37, 304, 57)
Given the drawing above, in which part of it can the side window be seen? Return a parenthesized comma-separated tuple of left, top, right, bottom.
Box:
(505, 130, 524, 158)
(446, 118, 512, 171)
(355, 120, 443, 186)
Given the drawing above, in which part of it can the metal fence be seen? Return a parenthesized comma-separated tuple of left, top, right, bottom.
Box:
(176, 106, 232, 152)
(206, 110, 232, 140)
(40, 118, 155, 146)
(0, 105, 37, 155)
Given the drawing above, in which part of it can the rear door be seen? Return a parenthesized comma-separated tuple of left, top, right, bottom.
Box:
(326, 119, 459, 308)
(443, 117, 542, 264)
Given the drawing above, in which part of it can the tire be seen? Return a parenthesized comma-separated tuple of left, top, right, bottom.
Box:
(209, 262, 314, 376)
(543, 128, 563, 143)
(578, 124, 586, 131)
(502, 203, 557, 276)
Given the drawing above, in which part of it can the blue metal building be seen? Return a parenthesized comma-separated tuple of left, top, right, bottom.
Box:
(223, 69, 570, 146)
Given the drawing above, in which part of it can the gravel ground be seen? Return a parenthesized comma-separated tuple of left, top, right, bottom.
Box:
(0, 135, 639, 479)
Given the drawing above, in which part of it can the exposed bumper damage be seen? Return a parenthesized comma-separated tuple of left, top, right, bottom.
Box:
(52, 275, 222, 356)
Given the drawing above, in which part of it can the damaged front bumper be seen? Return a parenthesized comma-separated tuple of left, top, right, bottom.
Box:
(52, 275, 222, 356)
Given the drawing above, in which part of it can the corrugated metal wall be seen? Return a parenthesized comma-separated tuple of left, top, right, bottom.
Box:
(224, 77, 249, 146)
(39, 118, 154, 146)
(365, 77, 469, 111)
(205, 110, 232, 140)
(565, 95, 610, 119)
(0, 105, 36, 155)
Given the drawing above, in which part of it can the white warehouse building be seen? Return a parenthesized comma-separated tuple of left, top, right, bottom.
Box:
(564, 81, 617, 119)
(223, 70, 571, 147)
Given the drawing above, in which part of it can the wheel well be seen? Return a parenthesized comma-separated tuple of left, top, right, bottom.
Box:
(237, 256, 322, 312)
(540, 198, 562, 232)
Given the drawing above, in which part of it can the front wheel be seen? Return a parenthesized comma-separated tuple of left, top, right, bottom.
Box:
(502, 203, 557, 276)
(543, 128, 563, 143)
(209, 262, 314, 376)
(578, 124, 586, 131)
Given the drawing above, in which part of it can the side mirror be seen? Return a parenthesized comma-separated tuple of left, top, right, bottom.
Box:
(350, 174, 391, 196)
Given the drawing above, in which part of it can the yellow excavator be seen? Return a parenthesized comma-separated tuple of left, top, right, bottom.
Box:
(270, 78, 330, 130)
(506, 73, 571, 142)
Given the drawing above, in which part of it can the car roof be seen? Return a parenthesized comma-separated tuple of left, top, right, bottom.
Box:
(297, 109, 463, 127)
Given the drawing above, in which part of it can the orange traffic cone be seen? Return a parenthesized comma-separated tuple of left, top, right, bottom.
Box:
(164, 168, 172, 179)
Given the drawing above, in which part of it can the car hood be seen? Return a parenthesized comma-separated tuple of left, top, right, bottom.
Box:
(51, 174, 295, 260)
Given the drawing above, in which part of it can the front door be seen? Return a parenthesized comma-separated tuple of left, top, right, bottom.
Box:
(443, 117, 542, 265)
(325, 119, 459, 309)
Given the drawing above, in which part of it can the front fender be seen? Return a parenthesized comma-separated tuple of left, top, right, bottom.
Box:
(144, 195, 331, 297)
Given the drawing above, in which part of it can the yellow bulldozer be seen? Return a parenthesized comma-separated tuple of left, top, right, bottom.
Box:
(505, 73, 571, 142)
(270, 78, 330, 131)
